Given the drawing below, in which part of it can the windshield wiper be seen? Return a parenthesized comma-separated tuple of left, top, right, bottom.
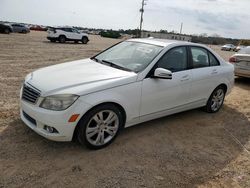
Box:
(101, 60, 133, 72)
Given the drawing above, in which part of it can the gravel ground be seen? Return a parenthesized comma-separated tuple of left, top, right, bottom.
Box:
(0, 31, 249, 188)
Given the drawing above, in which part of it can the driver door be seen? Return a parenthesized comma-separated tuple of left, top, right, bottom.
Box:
(140, 46, 192, 117)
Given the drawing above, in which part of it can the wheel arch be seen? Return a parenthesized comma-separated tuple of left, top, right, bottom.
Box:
(59, 34, 66, 39)
(72, 102, 127, 141)
(209, 83, 228, 99)
(217, 83, 227, 93)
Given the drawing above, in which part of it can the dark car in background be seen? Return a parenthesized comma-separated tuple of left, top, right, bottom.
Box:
(11, 23, 30, 33)
(30, 25, 48, 31)
(0, 23, 13, 34)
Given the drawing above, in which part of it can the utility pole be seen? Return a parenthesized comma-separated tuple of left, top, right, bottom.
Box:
(180, 22, 183, 34)
(139, 0, 147, 38)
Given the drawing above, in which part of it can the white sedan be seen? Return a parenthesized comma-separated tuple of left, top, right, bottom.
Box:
(20, 38, 234, 149)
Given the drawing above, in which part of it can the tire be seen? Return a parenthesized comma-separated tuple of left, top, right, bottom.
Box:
(22, 30, 27, 34)
(59, 35, 66, 43)
(82, 37, 88, 44)
(50, 39, 56, 43)
(4, 28, 10, 34)
(204, 86, 226, 113)
(76, 104, 124, 149)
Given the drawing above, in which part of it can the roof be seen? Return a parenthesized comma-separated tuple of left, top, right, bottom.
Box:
(127, 38, 192, 47)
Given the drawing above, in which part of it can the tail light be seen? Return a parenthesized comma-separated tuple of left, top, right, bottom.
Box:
(229, 56, 238, 63)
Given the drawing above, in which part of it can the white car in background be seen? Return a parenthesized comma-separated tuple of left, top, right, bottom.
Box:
(47, 27, 89, 44)
(20, 38, 234, 149)
(229, 46, 250, 78)
(221, 44, 236, 51)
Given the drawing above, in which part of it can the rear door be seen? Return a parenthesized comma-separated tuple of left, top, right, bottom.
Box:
(63, 28, 74, 39)
(189, 46, 222, 104)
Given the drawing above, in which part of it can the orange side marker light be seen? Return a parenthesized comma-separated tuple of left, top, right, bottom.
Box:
(68, 114, 80, 122)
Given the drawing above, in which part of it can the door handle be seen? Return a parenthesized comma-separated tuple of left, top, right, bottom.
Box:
(181, 75, 190, 81)
(211, 69, 218, 75)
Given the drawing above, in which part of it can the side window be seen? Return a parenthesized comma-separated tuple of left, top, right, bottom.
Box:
(157, 47, 187, 72)
(209, 52, 220, 66)
(191, 47, 209, 68)
(63, 28, 72, 32)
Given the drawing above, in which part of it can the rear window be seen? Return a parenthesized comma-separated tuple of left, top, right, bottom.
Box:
(209, 52, 220, 66)
(191, 47, 209, 68)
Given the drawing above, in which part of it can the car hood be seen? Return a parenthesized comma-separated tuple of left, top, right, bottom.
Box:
(25, 58, 137, 96)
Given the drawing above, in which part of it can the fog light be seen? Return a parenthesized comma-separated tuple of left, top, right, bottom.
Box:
(44, 125, 58, 133)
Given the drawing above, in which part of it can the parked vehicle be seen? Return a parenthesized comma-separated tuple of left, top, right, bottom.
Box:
(29, 25, 47, 31)
(11, 23, 30, 33)
(229, 46, 250, 78)
(0, 23, 13, 34)
(221, 44, 236, 51)
(234, 45, 246, 52)
(47, 27, 89, 44)
(20, 38, 234, 149)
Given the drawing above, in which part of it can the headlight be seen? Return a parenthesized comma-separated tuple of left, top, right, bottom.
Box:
(40, 94, 79, 111)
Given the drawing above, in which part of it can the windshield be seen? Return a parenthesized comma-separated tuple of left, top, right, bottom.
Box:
(94, 41, 163, 72)
(238, 47, 250, 54)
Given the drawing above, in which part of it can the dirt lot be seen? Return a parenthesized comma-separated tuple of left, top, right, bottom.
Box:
(0, 31, 249, 188)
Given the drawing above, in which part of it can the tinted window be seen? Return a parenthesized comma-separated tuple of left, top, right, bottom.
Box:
(191, 47, 209, 68)
(209, 52, 220, 66)
(157, 47, 187, 72)
(63, 28, 72, 32)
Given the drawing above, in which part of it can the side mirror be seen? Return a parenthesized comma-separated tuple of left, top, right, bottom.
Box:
(153, 68, 172, 79)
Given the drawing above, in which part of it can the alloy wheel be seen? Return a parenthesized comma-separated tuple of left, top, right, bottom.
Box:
(211, 88, 225, 112)
(85, 110, 119, 146)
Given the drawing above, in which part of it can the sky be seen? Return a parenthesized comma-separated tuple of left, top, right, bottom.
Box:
(0, 0, 250, 39)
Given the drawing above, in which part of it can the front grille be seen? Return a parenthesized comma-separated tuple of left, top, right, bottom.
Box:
(23, 111, 37, 126)
(22, 84, 41, 104)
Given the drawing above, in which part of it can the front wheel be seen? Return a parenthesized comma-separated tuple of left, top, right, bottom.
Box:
(205, 86, 226, 113)
(82, 37, 88, 44)
(77, 104, 124, 149)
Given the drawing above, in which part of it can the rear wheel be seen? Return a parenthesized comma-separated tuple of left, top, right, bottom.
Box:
(205, 86, 226, 113)
(59, 35, 66, 43)
(77, 104, 124, 149)
(50, 39, 56, 43)
(4, 28, 10, 34)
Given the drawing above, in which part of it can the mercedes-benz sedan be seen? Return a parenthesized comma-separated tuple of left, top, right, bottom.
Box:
(20, 38, 234, 149)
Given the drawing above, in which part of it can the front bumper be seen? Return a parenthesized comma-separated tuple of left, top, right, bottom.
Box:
(20, 98, 93, 142)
